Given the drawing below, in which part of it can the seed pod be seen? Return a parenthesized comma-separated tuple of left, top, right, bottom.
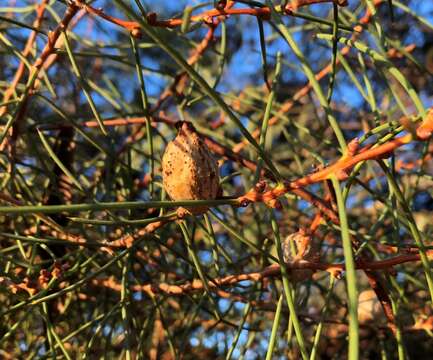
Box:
(282, 230, 316, 282)
(357, 290, 385, 325)
(162, 121, 220, 215)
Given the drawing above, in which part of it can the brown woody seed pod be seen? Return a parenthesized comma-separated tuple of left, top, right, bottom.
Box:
(282, 230, 317, 282)
(357, 289, 385, 325)
(162, 121, 220, 215)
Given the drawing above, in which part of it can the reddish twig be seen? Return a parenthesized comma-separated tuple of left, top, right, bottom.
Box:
(0, 0, 49, 118)
(105, 218, 173, 248)
(77, 0, 347, 33)
(119, 3, 236, 155)
(238, 109, 433, 207)
(91, 248, 433, 297)
(0, 2, 80, 153)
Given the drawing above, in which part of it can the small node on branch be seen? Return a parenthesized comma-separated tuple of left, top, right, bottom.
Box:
(400, 115, 419, 139)
(347, 138, 359, 157)
(240, 198, 251, 207)
(146, 12, 157, 25)
(131, 28, 142, 38)
(67, 0, 78, 9)
(284, 5, 293, 15)
(266, 198, 282, 210)
(282, 180, 293, 190)
(176, 208, 188, 219)
(328, 267, 343, 279)
(335, 169, 350, 181)
(47, 30, 56, 46)
(254, 180, 267, 193)
(38, 269, 51, 290)
(202, 15, 214, 25)
(283, 0, 296, 13)
(336, 0, 349, 6)
(416, 110, 433, 140)
(51, 261, 67, 280)
(215, 0, 227, 11)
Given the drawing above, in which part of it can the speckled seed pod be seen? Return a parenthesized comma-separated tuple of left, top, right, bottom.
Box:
(282, 231, 316, 283)
(162, 121, 220, 215)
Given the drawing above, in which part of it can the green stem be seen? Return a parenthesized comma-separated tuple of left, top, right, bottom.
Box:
(0, 198, 239, 215)
(331, 176, 359, 360)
